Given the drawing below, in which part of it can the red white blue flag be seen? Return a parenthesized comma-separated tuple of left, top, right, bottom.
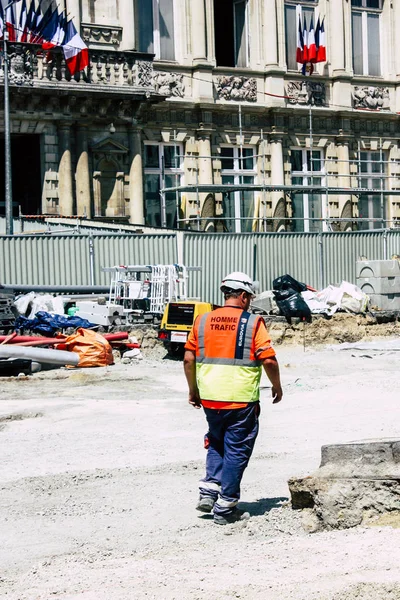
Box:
(296, 9, 304, 64)
(5, 2, 17, 42)
(62, 19, 89, 75)
(316, 17, 326, 63)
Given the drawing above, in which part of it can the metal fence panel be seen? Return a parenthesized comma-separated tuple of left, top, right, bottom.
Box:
(0, 234, 177, 287)
(0, 235, 91, 285)
(93, 234, 177, 285)
(387, 231, 400, 259)
(1, 231, 399, 301)
(322, 231, 385, 287)
(183, 233, 320, 304)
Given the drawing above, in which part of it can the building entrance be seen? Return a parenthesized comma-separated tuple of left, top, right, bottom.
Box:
(0, 135, 42, 217)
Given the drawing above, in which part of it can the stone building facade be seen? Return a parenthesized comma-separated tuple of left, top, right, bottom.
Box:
(1, 0, 400, 232)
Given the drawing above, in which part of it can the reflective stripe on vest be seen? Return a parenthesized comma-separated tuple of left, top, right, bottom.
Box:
(196, 310, 262, 403)
(197, 312, 260, 367)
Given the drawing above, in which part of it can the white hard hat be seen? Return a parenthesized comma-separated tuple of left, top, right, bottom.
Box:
(220, 272, 257, 296)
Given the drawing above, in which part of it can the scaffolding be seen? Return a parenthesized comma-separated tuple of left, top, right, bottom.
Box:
(158, 106, 400, 233)
(102, 264, 199, 316)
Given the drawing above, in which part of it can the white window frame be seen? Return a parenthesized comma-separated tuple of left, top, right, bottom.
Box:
(233, 0, 250, 68)
(357, 150, 386, 230)
(284, 1, 318, 72)
(144, 142, 183, 228)
(351, 2, 382, 76)
(290, 148, 326, 232)
(220, 145, 257, 233)
(153, 0, 177, 61)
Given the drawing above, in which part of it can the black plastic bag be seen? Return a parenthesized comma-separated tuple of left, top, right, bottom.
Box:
(274, 291, 312, 324)
(273, 274, 307, 294)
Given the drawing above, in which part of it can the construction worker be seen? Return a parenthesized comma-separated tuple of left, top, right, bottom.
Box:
(184, 272, 283, 525)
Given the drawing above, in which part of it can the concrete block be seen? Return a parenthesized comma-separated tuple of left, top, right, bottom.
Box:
(369, 293, 400, 310)
(356, 260, 400, 279)
(288, 440, 400, 530)
(358, 276, 400, 295)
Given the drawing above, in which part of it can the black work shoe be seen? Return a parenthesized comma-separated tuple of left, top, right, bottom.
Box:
(196, 496, 216, 513)
(214, 508, 250, 525)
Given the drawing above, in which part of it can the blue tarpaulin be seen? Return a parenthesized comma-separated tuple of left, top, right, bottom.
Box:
(14, 312, 96, 336)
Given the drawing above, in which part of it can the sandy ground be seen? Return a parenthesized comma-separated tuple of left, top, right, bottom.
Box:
(1, 339, 400, 600)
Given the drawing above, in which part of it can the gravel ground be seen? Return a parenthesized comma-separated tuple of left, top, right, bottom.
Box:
(0, 340, 400, 599)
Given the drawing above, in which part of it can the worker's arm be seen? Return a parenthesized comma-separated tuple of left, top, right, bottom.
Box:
(183, 349, 201, 409)
(262, 355, 283, 404)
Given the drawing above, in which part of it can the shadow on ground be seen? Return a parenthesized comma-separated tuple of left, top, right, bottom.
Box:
(239, 496, 289, 516)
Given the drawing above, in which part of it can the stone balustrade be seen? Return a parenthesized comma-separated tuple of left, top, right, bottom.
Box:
(0, 43, 156, 96)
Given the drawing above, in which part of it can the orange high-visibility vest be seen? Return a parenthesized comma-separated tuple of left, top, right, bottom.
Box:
(194, 307, 263, 403)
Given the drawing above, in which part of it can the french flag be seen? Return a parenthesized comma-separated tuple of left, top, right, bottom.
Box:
(296, 9, 304, 64)
(42, 10, 66, 50)
(29, 1, 42, 43)
(0, 3, 4, 40)
(308, 16, 317, 63)
(316, 17, 326, 63)
(63, 19, 89, 75)
(302, 14, 308, 63)
(18, 0, 27, 42)
(5, 2, 17, 42)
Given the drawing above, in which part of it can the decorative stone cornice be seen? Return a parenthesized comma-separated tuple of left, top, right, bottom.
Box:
(286, 80, 326, 106)
(215, 76, 257, 102)
(81, 23, 122, 48)
(352, 85, 390, 111)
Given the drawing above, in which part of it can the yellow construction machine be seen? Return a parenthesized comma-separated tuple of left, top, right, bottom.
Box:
(158, 300, 214, 356)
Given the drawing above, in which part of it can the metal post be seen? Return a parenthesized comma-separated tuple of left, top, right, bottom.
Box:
(318, 232, 324, 290)
(252, 243, 257, 283)
(161, 154, 167, 228)
(383, 228, 388, 261)
(3, 9, 13, 235)
(380, 138, 385, 229)
(88, 235, 95, 286)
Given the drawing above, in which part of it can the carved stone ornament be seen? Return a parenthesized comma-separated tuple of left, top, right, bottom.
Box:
(81, 23, 122, 47)
(134, 60, 154, 88)
(286, 81, 326, 106)
(216, 76, 257, 102)
(153, 71, 185, 97)
(7, 49, 34, 86)
(352, 86, 390, 111)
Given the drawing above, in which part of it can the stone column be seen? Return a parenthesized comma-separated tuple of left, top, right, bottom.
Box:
(330, 0, 345, 74)
(65, 0, 80, 25)
(197, 133, 213, 224)
(197, 133, 212, 187)
(120, 0, 135, 50)
(58, 124, 74, 216)
(264, 0, 278, 69)
(76, 125, 92, 218)
(270, 136, 284, 219)
(128, 126, 145, 225)
(336, 138, 351, 229)
(192, 0, 207, 63)
(330, 0, 351, 108)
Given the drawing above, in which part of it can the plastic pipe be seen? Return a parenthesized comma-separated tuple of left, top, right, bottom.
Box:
(0, 346, 79, 366)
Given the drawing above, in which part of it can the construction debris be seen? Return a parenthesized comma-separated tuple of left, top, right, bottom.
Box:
(288, 440, 400, 532)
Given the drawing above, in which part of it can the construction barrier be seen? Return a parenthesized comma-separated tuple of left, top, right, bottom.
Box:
(0, 230, 399, 305)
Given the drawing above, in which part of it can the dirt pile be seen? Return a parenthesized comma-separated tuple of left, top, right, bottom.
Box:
(267, 312, 400, 347)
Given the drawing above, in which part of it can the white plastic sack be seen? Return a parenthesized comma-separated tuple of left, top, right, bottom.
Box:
(339, 281, 369, 314)
(14, 292, 65, 318)
(302, 286, 343, 316)
(14, 291, 36, 316)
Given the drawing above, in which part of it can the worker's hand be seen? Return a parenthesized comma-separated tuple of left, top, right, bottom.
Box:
(272, 385, 283, 404)
(188, 391, 202, 409)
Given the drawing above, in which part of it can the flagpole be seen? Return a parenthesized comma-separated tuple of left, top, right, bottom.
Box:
(4, 0, 14, 235)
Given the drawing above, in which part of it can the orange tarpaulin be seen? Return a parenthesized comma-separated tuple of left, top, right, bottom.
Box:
(63, 328, 114, 367)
